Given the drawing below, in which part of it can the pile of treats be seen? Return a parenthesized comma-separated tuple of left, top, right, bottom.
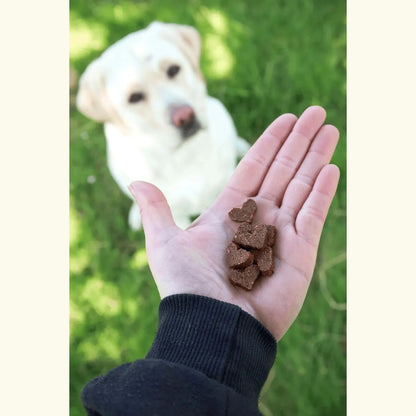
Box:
(225, 199, 277, 290)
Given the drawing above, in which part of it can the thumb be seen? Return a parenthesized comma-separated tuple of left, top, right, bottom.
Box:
(128, 181, 178, 241)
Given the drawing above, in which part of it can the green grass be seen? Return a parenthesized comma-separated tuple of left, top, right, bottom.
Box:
(70, 1, 346, 415)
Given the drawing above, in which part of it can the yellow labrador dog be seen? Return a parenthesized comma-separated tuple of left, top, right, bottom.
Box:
(77, 21, 249, 230)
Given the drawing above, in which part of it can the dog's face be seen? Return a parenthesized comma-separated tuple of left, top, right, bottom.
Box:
(77, 22, 208, 145)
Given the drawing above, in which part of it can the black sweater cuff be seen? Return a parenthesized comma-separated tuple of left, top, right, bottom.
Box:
(146, 294, 277, 399)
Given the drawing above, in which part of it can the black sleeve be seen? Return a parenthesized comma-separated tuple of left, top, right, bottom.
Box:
(81, 294, 277, 416)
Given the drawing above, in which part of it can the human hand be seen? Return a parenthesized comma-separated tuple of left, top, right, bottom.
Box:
(128, 106, 340, 342)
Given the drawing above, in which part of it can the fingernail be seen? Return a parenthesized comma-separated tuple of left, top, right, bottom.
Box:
(128, 181, 151, 199)
(128, 181, 142, 196)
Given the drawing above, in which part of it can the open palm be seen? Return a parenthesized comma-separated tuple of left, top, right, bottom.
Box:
(129, 106, 340, 341)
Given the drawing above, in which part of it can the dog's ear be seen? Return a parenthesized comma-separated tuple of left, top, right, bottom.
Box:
(76, 58, 108, 122)
(148, 22, 203, 79)
(76, 58, 125, 129)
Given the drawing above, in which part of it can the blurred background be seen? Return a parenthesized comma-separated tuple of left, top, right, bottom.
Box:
(70, 0, 346, 415)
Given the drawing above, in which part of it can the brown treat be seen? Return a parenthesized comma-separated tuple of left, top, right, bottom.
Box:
(228, 199, 257, 223)
(265, 225, 277, 247)
(232, 223, 268, 249)
(226, 242, 254, 269)
(254, 246, 274, 276)
(228, 264, 260, 290)
(226, 199, 277, 290)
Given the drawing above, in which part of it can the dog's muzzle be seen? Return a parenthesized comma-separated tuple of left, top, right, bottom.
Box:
(170, 105, 201, 139)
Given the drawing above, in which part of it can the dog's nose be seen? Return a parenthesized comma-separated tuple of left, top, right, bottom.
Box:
(171, 105, 195, 128)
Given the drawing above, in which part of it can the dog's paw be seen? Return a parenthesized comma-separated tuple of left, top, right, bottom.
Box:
(128, 204, 142, 231)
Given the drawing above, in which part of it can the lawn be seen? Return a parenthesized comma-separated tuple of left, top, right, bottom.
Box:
(70, 1, 346, 415)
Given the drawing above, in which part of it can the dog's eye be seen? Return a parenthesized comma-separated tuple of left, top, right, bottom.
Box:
(167, 65, 180, 79)
(128, 92, 145, 103)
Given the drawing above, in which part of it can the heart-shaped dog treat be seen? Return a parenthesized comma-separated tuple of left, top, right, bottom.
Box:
(228, 199, 257, 223)
(232, 223, 268, 250)
(228, 264, 260, 290)
(254, 246, 274, 276)
(226, 242, 254, 269)
(226, 198, 277, 290)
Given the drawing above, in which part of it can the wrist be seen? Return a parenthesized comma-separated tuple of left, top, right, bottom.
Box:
(147, 294, 277, 398)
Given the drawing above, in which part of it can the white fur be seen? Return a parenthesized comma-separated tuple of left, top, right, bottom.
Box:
(77, 22, 250, 230)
